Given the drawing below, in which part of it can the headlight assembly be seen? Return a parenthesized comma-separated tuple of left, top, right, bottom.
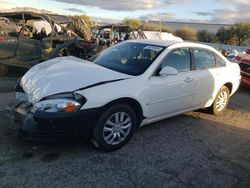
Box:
(31, 99, 81, 113)
(44, 92, 86, 104)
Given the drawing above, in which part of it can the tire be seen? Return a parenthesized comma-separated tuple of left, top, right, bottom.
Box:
(92, 104, 137, 151)
(209, 86, 230, 115)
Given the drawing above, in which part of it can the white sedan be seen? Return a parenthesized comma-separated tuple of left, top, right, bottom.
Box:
(15, 40, 241, 151)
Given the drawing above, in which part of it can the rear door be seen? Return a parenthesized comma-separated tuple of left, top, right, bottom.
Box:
(191, 48, 226, 108)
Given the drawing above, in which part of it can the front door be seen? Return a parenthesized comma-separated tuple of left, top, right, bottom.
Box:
(0, 18, 19, 59)
(16, 36, 41, 61)
(0, 35, 18, 59)
(148, 48, 196, 118)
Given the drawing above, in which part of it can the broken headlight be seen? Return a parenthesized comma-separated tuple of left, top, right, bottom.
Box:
(31, 99, 81, 113)
(32, 93, 86, 113)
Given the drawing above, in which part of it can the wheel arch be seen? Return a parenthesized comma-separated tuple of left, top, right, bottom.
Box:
(223, 82, 233, 95)
(208, 83, 231, 115)
(103, 97, 145, 127)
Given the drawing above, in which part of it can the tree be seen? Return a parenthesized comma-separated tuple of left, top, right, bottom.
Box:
(197, 30, 216, 43)
(143, 23, 173, 33)
(174, 27, 197, 40)
(69, 15, 94, 28)
(68, 15, 94, 41)
(232, 22, 250, 46)
(216, 26, 233, 45)
(123, 18, 142, 28)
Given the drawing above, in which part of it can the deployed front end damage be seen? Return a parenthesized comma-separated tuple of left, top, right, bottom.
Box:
(13, 56, 132, 142)
(14, 86, 98, 142)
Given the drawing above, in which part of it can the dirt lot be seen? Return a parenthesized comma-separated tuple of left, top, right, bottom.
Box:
(0, 76, 250, 188)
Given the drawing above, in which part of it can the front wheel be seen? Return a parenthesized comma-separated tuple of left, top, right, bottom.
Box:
(92, 104, 136, 151)
(209, 86, 230, 115)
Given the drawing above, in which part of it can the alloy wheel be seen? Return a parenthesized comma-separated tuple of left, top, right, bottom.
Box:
(215, 91, 228, 111)
(103, 112, 132, 145)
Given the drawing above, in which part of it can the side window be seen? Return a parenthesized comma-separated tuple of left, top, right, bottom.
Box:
(193, 49, 215, 69)
(215, 54, 226, 67)
(160, 48, 191, 73)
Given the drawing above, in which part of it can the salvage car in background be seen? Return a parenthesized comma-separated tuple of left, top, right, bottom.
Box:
(51, 24, 147, 60)
(0, 12, 95, 75)
(0, 13, 147, 75)
(94, 24, 146, 46)
(234, 49, 250, 88)
(14, 40, 241, 151)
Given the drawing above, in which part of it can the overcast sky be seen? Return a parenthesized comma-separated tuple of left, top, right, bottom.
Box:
(0, 0, 249, 24)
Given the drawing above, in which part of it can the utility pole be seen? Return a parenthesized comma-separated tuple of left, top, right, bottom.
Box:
(159, 20, 162, 40)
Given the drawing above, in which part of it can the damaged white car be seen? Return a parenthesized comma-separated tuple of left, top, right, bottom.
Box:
(15, 40, 241, 151)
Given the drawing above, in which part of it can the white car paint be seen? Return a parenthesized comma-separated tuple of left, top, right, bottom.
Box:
(148, 70, 196, 118)
(19, 40, 241, 126)
(20, 56, 132, 104)
(143, 31, 183, 42)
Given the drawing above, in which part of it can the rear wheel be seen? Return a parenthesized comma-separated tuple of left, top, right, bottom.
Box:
(92, 104, 136, 151)
(209, 86, 230, 115)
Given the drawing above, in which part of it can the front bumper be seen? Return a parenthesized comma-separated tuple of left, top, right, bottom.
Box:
(15, 102, 100, 142)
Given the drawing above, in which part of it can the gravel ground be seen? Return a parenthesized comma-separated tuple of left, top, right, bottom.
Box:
(0, 77, 249, 188)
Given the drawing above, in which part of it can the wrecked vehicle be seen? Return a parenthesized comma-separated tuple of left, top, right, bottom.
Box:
(52, 24, 147, 60)
(234, 49, 250, 88)
(0, 13, 147, 75)
(0, 12, 95, 74)
(93, 24, 146, 50)
(14, 40, 241, 151)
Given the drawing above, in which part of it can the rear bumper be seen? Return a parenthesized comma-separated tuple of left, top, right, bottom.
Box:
(15, 102, 100, 142)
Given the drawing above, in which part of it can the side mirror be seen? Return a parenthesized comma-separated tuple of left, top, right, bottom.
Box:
(159, 66, 178, 76)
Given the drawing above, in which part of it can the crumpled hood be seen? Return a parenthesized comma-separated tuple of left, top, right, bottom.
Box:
(21, 56, 132, 104)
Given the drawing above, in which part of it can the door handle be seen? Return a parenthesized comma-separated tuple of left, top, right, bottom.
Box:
(184, 77, 193, 82)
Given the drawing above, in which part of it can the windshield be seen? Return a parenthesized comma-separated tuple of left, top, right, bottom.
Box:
(90, 42, 165, 76)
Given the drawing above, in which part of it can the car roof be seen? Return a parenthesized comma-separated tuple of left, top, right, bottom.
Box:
(128, 39, 219, 51)
(98, 24, 134, 29)
(0, 12, 73, 24)
(128, 39, 182, 47)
